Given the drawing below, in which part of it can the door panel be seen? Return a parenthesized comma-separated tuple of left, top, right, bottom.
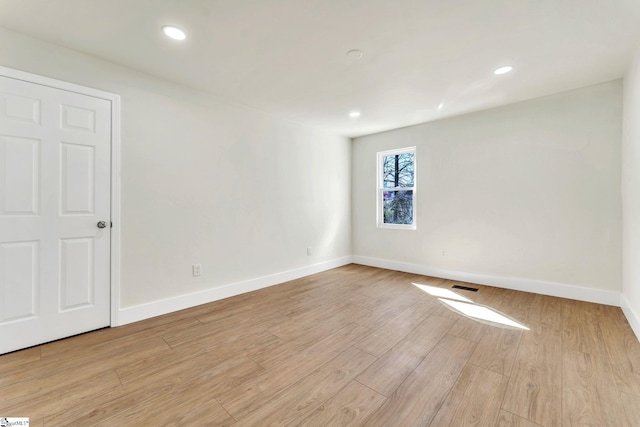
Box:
(3, 92, 40, 125)
(1, 135, 39, 215)
(61, 104, 96, 132)
(0, 241, 38, 322)
(61, 142, 95, 215)
(0, 74, 111, 354)
(60, 237, 94, 311)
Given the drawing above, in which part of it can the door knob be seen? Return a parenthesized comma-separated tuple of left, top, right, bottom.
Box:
(97, 221, 107, 229)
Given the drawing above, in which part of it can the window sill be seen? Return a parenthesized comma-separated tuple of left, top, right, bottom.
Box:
(377, 223, 416, 230)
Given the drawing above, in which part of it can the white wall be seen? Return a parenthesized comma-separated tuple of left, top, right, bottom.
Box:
(0, 27, 351, 321)
(622, 45, 640, 337)
(353, 81, 622, 302)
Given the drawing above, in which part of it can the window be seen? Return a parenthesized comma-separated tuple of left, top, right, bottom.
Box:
(377, 147, 416, 229)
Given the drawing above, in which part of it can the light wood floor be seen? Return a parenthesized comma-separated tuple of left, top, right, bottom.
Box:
(2, 264, 640, 426)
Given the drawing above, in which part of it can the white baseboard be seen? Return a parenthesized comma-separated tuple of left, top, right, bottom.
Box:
(114, 254, 631, 333)
(352, 256, 621, 307)
(621, 294, 640, 342)
(114, 256, 353, 326)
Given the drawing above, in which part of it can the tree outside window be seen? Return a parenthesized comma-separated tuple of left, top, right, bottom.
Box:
(377, 147, 416, 229)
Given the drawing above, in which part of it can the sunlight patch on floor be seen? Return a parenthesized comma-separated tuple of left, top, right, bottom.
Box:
(412, 281, 529, 330)
(412, 283, 473, 302)
(439, 298, 530, 330)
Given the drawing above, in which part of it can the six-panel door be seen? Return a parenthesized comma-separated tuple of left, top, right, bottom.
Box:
(0, 75, 111, 354)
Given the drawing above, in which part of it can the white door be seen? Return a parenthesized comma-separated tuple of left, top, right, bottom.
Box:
(0, 74, 111, 354)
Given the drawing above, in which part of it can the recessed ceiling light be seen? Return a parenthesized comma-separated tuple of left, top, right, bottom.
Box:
(494, 65, 513, 75)
(162, 25, 186, 41)
(437, 103, 445, 110)
(349, 111, 361, 118)
(346, 49, 363, 59)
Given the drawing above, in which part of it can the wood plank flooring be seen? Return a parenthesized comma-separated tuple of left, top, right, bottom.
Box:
(1, 264, 639, 426)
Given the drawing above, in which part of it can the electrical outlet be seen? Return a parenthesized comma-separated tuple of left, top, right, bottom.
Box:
(307, 247, 312, 256)
(192, 264, 202, 277)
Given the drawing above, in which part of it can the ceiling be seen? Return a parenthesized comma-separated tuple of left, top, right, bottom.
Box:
(1, 0, 639, 137)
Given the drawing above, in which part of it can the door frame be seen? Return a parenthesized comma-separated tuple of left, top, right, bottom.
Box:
(0, 65, 122, 327)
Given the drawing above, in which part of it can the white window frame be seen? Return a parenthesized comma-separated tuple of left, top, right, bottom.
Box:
(377, 146, 416, 230)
